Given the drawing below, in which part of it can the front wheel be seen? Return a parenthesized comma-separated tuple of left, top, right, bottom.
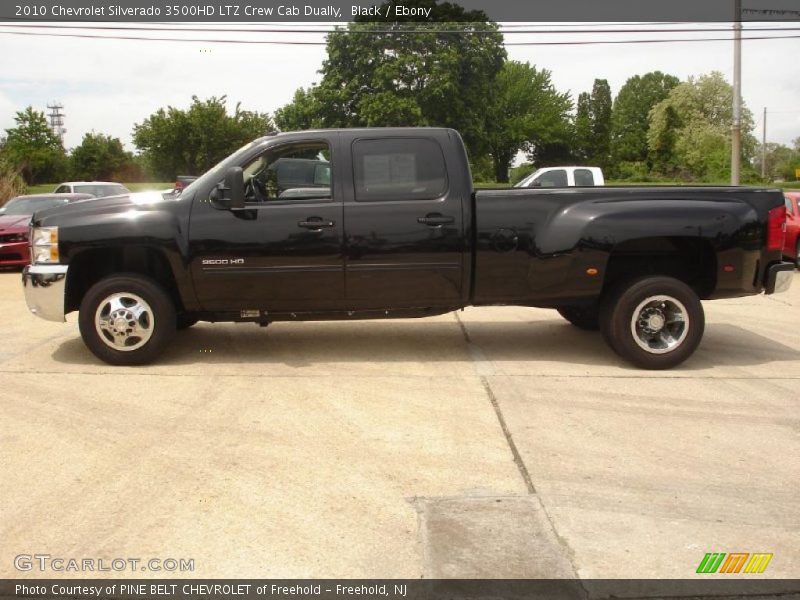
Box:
(78, 274, 176, 365)
(599, 276, 704, 370)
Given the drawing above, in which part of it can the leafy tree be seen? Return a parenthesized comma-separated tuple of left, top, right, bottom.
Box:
(273, 87, 324, 132)
(70, 132, 131, 180)
(0, 106, 68, 184)
(753, 142, 800, 181)
(570, 80, 612, 167)
(0, 157, 26, 205)
(486, 61, 572, 182)
(609, 71, 679, 174)
(648, 72, 756, 181)
(133, 96, 273, 180)
(588, 79, 612, 167)
(573, 92, 592, 162)
(276, 0, 506, 160)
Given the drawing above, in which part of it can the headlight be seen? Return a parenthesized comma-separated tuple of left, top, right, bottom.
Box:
(30, 226, 59, 263)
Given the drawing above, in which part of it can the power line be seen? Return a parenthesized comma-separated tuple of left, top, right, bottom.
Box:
(1, 27, 798, 45)
(2, 22, 799, 34)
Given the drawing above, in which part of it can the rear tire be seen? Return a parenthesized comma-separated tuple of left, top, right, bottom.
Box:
(557, 305, 600, 331)
(78, 274, 176, 366)
(795, 240, 800, 268)
(599, 276, 704, 370)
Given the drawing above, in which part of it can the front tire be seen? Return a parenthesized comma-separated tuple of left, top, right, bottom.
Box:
(78, 274, 176, 365)
(599, 276, 704, 370)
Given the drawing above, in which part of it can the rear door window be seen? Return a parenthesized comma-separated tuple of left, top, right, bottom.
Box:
(574, 169, 595, 186)
(353, 138, 448, 201)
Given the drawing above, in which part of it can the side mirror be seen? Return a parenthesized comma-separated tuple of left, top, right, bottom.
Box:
(214, 167, 245, 210)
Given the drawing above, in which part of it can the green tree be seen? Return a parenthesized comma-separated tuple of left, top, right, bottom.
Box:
(588, 79, 612, 167)
(0, 157, 26, 204)
(610, 71, 679, 174)
(133, 96, 273, 180)
(573, 92, 592, 162)
(0, 106, 68, 184)
(754, 142, 800, 181)
(485, 61, 572, 182)
(273, 87, 324, 132)
(276, 0, 506, 160)
(648, 72, 756, 181)
(70, 132, 131, 180)
(570, 80, 612, 167)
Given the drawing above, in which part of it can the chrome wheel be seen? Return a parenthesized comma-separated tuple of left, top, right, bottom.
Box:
(629, 295, 689, 354)
(94, 292, 154, 351)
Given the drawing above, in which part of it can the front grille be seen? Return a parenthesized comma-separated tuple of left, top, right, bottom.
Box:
(0, 233, 26, 243)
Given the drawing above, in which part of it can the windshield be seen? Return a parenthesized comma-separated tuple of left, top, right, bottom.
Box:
(0, 197, 69, 215)
(74, 184, 129, 197)
(179, 139, 261, 198)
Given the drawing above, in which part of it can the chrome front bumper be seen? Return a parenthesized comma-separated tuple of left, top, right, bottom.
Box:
(764, 262, 794, 295)
(22, 264, 68, 322)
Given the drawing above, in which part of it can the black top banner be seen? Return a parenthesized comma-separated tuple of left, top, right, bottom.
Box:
(3, 0, 800, 22)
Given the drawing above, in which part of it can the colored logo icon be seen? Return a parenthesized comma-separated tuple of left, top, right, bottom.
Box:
(697, 553, 773, 574)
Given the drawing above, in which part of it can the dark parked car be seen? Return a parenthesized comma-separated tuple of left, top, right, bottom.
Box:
(0, 193, 92, 267)
(22, 128, 793, 369)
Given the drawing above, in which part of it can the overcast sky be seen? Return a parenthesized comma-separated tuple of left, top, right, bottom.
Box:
(0, 22, 797, 152)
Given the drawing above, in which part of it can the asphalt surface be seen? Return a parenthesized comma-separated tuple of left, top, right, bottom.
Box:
(1, 270, 798, 581)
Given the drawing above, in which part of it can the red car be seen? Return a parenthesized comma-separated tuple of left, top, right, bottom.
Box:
(784, 192, 800, 266)
(0, 193, 92, 268)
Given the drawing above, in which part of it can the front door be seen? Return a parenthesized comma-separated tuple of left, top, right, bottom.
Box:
(188, 137, 345, 313)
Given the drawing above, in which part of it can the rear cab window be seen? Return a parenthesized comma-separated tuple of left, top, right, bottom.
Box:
(574, 169, 595, 186)
(352, 138, 448, 201)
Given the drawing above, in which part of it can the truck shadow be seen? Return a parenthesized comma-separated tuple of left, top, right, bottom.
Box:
(50, 318, 800, 371)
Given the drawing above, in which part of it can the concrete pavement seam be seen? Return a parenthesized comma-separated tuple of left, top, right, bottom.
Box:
(454, 313, 588, 587)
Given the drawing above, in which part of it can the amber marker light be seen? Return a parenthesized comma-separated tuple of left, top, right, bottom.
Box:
(586, 268, 599, 276)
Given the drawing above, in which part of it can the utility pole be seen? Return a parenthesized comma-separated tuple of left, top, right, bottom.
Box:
(46, 101, 66, 143)
(761, 107, 767, 180)
(731, 0, 742, 185)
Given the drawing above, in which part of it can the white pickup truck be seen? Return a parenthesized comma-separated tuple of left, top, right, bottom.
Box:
(515, 166, 605, 188)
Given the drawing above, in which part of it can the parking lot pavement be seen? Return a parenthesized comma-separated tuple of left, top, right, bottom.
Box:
(1, 270, 798, 580)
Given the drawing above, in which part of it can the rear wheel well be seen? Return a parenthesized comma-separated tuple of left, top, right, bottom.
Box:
(65, 247, 182, 314)
(603, 237, 717, 299)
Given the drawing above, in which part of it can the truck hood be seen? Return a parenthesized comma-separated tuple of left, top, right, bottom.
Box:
(32, 192, 177, 227)
(0, 214, 32, 231)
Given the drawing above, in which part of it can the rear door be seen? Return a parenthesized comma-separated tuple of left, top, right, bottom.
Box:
(342, 134, 465, 309)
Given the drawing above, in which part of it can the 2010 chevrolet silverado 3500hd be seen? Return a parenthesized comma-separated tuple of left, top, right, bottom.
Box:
(22, 128, 794, 369)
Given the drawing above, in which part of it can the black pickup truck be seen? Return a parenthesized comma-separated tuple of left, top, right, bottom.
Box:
(22, 128, 793, 369)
